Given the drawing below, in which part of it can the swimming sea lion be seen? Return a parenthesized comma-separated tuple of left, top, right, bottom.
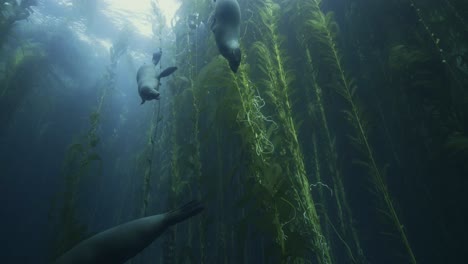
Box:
(137, 58, 178, 104)
(54, 200, 204, 264)
(210, 0, 241, 73)
(137, 65, 161, 104)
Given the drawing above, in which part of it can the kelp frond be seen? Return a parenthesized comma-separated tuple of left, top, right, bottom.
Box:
(295, 0, 417, 263)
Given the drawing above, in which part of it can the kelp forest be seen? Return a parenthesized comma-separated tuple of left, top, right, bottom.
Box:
(0, 0, 467, 263)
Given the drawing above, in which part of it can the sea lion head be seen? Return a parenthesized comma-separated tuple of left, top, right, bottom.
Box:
(140, 86, 160, 104)
(138, 84, 161, 104)
(228, 47, 241, 73)
(218, 39, 241, 73)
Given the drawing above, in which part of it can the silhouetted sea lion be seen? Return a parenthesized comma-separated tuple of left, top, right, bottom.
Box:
(210, 0, 241, 72)
(137, 65, 161, 104)
(54, 200, 204, 264)
(137, 51, 178, 104)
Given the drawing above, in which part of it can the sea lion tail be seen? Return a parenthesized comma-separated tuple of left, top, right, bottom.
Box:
(165, 200, 204, 226)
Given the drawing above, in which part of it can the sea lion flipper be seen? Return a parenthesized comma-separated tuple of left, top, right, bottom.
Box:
(165, 200, 204, 226)
(157, 66, 178, 81)
(141, 99, 145, 104)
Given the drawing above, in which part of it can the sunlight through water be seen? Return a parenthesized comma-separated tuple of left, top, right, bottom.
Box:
(104, 0, 181, 36)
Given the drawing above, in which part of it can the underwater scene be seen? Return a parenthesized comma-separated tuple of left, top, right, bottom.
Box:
(1, 0, 467, 263)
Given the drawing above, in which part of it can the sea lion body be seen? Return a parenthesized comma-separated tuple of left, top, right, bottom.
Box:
(210, 0, 241, 72)
(137, 65, 160, 104)
(55, 201, 204, 264)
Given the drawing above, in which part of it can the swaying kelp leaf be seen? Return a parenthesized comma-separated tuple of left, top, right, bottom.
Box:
(389, 44, 431, 73)
(67, 143, 84, 155)
(86, 152, 101, 161)
(89, 111, 100, 126)
(445, 132, 468, 154)
(88, 134, 99, 148)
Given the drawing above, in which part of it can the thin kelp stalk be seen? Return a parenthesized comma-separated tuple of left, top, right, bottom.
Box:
(252, 1, 332, 262)
(140, 101, 162, 217)
(193, 80, 206, 264)
(185, 11, 204, 260)
(215, 129, 228, 264)
(163, 96, 181, 264)
(51, 30, 127, 259)
(50, 142, 102, 260)
(0, 42, 47, 133)
(444, 0, 468, 32)
(304, 45, 364, 262)
(192, 55, 244, 261)
(0, 43, 46, 98)
(88, 28, 128, 152)
(408, 0, 464, 93)
(232, 63, 287, 258)
(300, 0, 417, 262)
(140, 2, 165, 217)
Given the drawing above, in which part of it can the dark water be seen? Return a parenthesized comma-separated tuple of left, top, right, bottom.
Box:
(0, 0, 467, 263)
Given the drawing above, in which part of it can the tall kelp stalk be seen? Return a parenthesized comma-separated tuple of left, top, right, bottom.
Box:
(244, 0, 333, 262)
(162, 4, 198, 262)
(291, 0, 417, 263)
(161, 1, 217, 262)
(185, 6, 206, 262)
(50, 140, 102, 260)
(282, 1, 366, 261)
(0, 41, 47, 132)
(138, 0, 166, 220)
(49, 30, 127, 260)
(138, 94, 163, 218)
(408, 0, 468, 152)
(443, 0, 468, 32)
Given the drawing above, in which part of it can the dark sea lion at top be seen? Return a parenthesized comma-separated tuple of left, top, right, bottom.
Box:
(137, 51, 178, 104)
(54, 200, 204, 264)
(152, 50, 162, 65)
(210, 0, 241, 72)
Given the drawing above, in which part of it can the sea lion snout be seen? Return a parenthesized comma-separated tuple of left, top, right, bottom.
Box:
(228, 48, 241, 72)
(148, 88, 160, 100)
(218, 45, 241, 73)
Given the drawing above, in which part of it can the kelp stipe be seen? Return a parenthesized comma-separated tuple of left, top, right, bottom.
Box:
(295, 0, 417, 263)
(138, 3, 167, 219)
(0, 42, 47, 132)
(49, 141, 101, 260)
(50, 29, 127, 259)
(304, 39, 364, 263)
(443, 0, 468, 33)
(251, 0, 333, 262)
(409, 0, 466, 94)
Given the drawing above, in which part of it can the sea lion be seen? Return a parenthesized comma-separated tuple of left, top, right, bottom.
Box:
(210, 0, 241, 73)
(137, 53, 178, 104)
(137, 65, 160, 104)
(152, 50, 162, 66)
(54, 200, 204, 264)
